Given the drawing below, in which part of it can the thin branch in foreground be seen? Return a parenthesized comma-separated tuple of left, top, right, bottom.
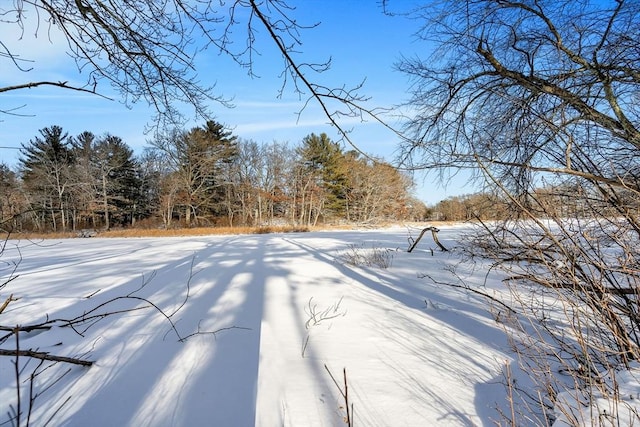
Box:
(174, 321, 252, 342)
(419, 273, 518, 315)
(0, 81, 113, 101)
(14, 327, 21, 427)
(324, 364, 353, 427)
(42, 395, 72, 427)
(0, 293, 18, 314)
(0, 349, 93, 367)
(168, 255, 197, 318)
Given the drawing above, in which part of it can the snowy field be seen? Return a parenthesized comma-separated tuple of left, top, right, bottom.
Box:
(0, 225, 563, 426)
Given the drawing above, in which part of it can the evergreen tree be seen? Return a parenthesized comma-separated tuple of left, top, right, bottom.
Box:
(150, 120, 238, 226)
(70, 131, 98, 228)
(135, 150, 164, 226)
(298, 133, 348, 218)
(187, 120, 239, 219)
(92, 135, 140, 228)
(19, 126, 75, 231)
(69, 132, 142, 229)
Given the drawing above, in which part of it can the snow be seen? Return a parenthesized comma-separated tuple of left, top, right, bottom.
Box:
(2, 225, 636, 426)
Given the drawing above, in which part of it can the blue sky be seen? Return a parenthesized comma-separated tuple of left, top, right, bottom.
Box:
(0, 1, 474, 205)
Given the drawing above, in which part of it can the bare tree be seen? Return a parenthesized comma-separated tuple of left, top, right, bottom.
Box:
(262, 142, 295, 224)
(397, 0, 640, 423)
(2, 1, 378, 136)
(343, 153, 415, 223)
(232, 140, 266, 226)
(0, 165, 27, 232)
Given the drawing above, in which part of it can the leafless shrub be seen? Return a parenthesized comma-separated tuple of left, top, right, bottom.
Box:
(304, 297, 346, 330)
(337, 243, 395, 269)
(465, 213, 640, 426)
(301, 297, 346, 358)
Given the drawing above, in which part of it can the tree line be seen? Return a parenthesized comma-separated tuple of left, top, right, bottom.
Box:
(0, 121, 425, 232)
(430, 184, 640, 222)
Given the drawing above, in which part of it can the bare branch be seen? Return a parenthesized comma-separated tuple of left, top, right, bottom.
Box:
(0, 348, 93, 366)
(0, 80, 113, 100)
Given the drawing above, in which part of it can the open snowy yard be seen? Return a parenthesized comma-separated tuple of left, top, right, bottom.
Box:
(1, 226, 514, 426)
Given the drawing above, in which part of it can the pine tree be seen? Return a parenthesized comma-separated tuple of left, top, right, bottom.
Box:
(298, 133, 348, 219)
(92, 135, 140, 228)
(69, 132, 141, 229)
(19, 126, 75, 231)
(150, 120, 238, 226)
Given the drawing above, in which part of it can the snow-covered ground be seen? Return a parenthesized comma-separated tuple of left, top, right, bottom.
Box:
(1, 225, 633, 426)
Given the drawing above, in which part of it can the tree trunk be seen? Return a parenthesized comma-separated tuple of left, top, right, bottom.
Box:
(102, 174, 110, 230)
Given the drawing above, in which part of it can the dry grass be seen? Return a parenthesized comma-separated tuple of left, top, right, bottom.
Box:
(2, 225, 312, 240)
(2, 221, 458, 241)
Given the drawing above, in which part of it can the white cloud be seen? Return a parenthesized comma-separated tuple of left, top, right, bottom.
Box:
(234, 118, 329, 134)
(234, 100, 304, 109)
(231, 113, 385, 135)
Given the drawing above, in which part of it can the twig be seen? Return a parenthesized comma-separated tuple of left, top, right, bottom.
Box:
(14, 327, 21, 427)
(1, 324, 51, 333)
(178, 323, 252, 342)
(0, 294, 17, 314)
(303, 298, 346, 357)
(344, 367, 352, 427)
(0, 349, 93, 366)
(505, 361, 516, 426)
(83, 289, 101, 299)
(305, 297, 346, 329)
(42, 395, 72, 427)
(169, 255, 198, 317)
(324, 364, 353, 427)
(419, 273, 517, 315)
